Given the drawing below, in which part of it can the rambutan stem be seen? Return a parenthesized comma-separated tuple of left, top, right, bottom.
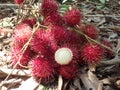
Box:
(74, 26, 117, 54)
(16, 0, 26, 23)
(58, 75, 63, 90)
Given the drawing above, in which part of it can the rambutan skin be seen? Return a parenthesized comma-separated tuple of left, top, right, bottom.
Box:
(50, 26, 68, 45)
(43, 13, 65, 26)
(65, 8, 82, 26)
(14, 23, 32, 46)
(66, 30, 84, 45)
(14, 0, 24, 4)
(101, 40, 114, 59)
(22, 17, 36, 28)
(40, 0, 58, 17)
(82, 25, 98, 39)
(59, 63, 78, 79)
(30, 28, 58, 55)
(82, 43, 103, 64)
(11, 43, 34, 69)
(48, 26, 84, 46)
(32, 57, 56, 84)
(61, 44, 81, 60)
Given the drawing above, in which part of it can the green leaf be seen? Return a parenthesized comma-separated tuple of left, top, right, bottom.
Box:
(96, 5, 104, 9)
(59, 5, 69, 12)
(99, 0, 105, 4)
(62, 0, 68, 3)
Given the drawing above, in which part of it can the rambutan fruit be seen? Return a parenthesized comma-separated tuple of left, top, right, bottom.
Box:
(55, 47, 73, 65)
(50, 26, 68, 45)
(54, 44, 80, 65)
(59, 63, 78, 79)
(43, 12, 65, 26)
(11, 43, 33, 69)
(30, 28, 58, 55)
(101, 40, 115, 59)
(40, 0, 58, 17)
(81, 43, 103, 64)
(66, 30, 85, 45)
(82, 24, 98, 39)
(65, 8, 82, 26)
(14, 23, 32, 46)
(14, 0, 24, 4)
(22, 17, 36, 28)
(32, 57, 56, 84)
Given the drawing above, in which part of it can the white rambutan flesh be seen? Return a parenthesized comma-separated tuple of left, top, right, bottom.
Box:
(55, 48, 73, 65)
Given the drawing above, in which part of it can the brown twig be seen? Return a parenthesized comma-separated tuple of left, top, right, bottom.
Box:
(74, 26, 117, 54)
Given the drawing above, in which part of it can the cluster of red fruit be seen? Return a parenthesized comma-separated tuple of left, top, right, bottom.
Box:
(12, 0, 114, 84)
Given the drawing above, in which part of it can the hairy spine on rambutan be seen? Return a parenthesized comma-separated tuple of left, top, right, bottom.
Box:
(32, 57, 56, 84)
(50, 26, 68, 45)
(30, 28, 58, 55)
(22, 17, 36, 28)
(14, 23, 32, 46)
(11, 43, 33, 69)
(81, 43, 103, 64)
(43, 12, 65, 26)
(40, 0, 58, 17)
(82, 24, 98, 39)
(65, 8, 82, 26)
(59, 63, 78, 79)
(14, 0, 24, 4)
(101, 40, 114, 59)
(66, 30, 85, 44)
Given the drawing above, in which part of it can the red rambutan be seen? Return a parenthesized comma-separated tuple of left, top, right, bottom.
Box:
(59, 63, 78, 79)
(32, 57, 56, 84)
(22, 17, 36, 28)
(81, 43, 103, 64)
(14, 0, 24, 4)
(50, 26, 68, 45)
(40, 0, 58, 17)
(43, 12, 65, 26)
(82, 24, 98, 39)
(30, 28, 58, 55)
(101, 40, 114, 59)
(11, 43, 33, 69)
(14, 23, 32, 46)
(65, 8, 82, 26)
(66, 30, 84, 45)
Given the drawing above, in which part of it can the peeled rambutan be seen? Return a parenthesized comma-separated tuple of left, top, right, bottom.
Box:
(81, 43, 103, 64)
(54, 44, 80, 65)
(59, 63, 78, 79)
(32, 57, 56, 84)
(101, 40, 114, 59)
(14, 0, 24, 4)
(65, 8, 82, 26)
(14, 23, 32, 46)
(40, 0, 58, 17)
(82, 24, 98, 39)
(11, 43, 33, 69)
(43, 12, 65, 26)
(22, 17, 36, 28)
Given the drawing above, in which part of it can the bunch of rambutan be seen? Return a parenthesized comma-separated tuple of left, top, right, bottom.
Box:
(11, 0, 114, 85)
